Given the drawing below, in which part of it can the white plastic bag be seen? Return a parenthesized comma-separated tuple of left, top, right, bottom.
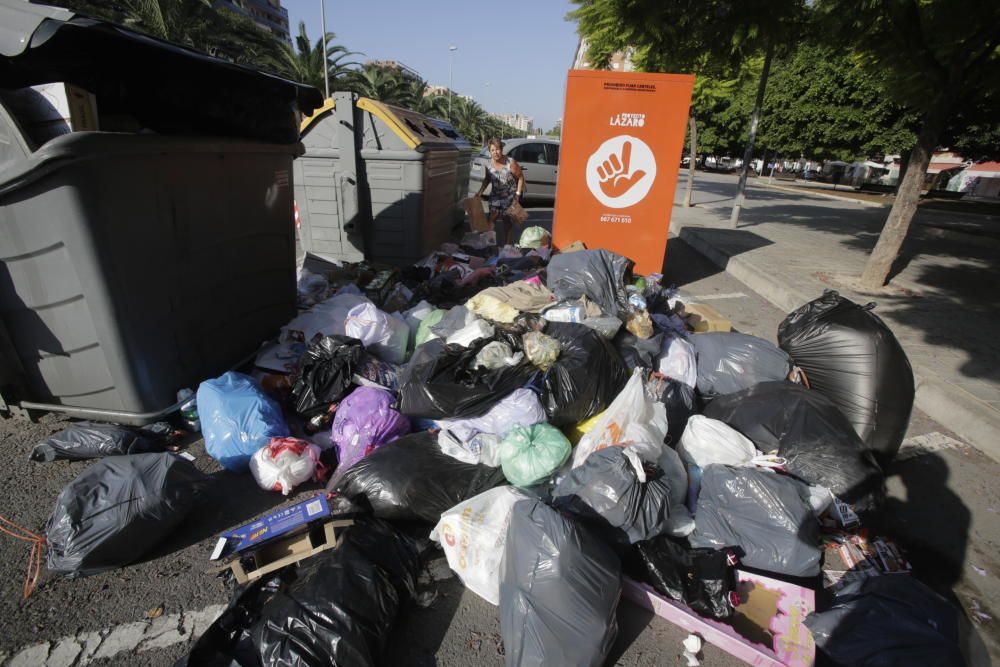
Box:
(437, 389, 547, 445)
(250, 438, 324, 495)
(431, 486, 531, 605)
(677, 415, 758, 467)
(572, 368, 668, 468)
(402, 300, 436, 348)
(437, 429, 502, 466)
(658, 335, 697, 388)
(344, 301, 409, 364)
(445, 319, 494, 347)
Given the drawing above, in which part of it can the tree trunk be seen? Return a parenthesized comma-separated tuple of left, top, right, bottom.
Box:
(859, 92, 954, 289)
(895, 148, 912, 194)
(683, 116, 698, 207)
(730, 42, 775, 228)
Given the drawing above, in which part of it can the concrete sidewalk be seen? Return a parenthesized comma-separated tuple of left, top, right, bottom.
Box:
(670, 172, 1000, 460)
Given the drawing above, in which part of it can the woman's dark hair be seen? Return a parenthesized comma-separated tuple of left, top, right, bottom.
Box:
(487, 136, 504, 150)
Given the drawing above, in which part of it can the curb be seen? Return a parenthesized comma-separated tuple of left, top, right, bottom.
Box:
(674, 226, 1000, 463)
(756, 181, 889, 208)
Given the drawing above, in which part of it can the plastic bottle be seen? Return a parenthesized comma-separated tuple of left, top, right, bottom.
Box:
(177, 388, 200, 432)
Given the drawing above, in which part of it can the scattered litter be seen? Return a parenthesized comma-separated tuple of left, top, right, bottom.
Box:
(682, 634, 702, 666)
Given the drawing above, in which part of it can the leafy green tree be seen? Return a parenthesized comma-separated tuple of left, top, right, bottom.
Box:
(754, 44, 918, 161)
(571, 0, 808, 221)
(818, 0, 1000, 289)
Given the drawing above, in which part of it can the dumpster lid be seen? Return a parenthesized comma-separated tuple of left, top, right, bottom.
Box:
(0, 0, 323, 143)
(300, 95, 466, 150)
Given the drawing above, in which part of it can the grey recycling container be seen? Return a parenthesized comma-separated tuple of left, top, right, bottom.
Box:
(294, 91, 472, 266)
(0, 0, 323, 423)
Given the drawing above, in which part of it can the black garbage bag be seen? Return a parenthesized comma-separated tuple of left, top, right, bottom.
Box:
(689, 464, 821, 577)
(291, 335, 365, 417)
(398, 337, 536, 419)
(176, 518, 420, 667)
(500, 499, 621, 667)
(546, 249, 634, 317)
(636, 536, 741, 619)
(655, 377, 698, 447)
(30, 421, 174, 462)
(804, 575, 965, 667)
(46, 453, 210, 577)
(540, 322, 629, 426)
(255, 519, 420, 667)
(614, 329, 665, 371)
(691, 332, 792, 398)
(553, 446, 693, 543)
(703, 382, 884, 511)
(778, 290, 915, 467)
(329, 432, 508, 523)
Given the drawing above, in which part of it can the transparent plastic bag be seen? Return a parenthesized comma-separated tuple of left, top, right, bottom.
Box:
(250, 438, 326, 495)
(523, 331, 561, 371)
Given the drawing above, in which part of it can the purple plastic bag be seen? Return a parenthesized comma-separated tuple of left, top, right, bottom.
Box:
(331, 387, 410, 480)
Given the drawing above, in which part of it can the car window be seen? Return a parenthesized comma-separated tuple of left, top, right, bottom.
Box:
(544, 143, 560, 166)
(478, 147, 490, 157)
(509, 143, 547, 164)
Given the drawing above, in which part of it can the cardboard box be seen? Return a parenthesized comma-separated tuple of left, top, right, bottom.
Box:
(683, 303, 732, 332)
(210, 495, 333, 561)
(226, 518, 353, 584)
(560, 240, 588, 253)
(623, 570, 814, 667)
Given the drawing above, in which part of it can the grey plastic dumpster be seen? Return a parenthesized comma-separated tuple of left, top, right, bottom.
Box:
(294, 92, 471, 266)
(0, 1, 323, 423)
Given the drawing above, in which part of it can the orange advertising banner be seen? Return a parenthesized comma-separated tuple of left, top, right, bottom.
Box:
(552, 70, 694, 275)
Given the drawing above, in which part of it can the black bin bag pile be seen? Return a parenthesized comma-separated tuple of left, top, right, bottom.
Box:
(19, 220, 946, 667)
(778, 290, 915, 467)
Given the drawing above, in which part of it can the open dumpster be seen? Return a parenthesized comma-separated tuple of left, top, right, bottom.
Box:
(0, 0, 323, 423)
(294, 91, 472, 266)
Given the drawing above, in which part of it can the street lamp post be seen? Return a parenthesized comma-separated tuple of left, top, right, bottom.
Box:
(320, 0, 329, 99)
(448, 46, 457, 118)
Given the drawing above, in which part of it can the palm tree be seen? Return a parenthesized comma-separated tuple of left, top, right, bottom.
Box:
(344, 64, 414, 107)
(417, 93, 451, 122)
(277, 22, 361, 92)
(450, 96, 492, 146)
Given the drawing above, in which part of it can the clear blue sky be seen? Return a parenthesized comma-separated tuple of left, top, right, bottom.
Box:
(281, 0, 581, 130)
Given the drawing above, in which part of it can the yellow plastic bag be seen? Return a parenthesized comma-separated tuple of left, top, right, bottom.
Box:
(563, 411, 605, 445)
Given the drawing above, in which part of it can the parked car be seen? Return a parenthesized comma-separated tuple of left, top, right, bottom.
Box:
(469, 137, 560, 205)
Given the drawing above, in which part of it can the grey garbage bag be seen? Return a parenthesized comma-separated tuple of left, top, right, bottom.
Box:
(500, 499, 621, 667)
(689, 465, 820, 577)
(703, 382, 884, 511)
(30, 421, 174, 462)
(804, 576, 965, 667)
(692, 332, 792, 397)
(46, 453, 210, 577)
(778, 290, 915, 467)
(546, 249, 634, 317)
(553, 446, 693, 543)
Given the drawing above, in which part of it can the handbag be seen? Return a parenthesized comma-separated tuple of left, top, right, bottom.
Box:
(505, 199, 529, 225)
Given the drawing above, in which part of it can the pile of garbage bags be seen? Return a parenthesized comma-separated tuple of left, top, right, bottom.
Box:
(25, 226, 937, 666)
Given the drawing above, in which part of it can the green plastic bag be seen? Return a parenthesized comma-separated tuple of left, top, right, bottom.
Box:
(518, 226, 550, 249)
(499, 423, 571, 487)
(414, 309, 446, 347)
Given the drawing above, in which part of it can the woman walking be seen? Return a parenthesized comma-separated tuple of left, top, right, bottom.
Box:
(474, 137, 525, 245)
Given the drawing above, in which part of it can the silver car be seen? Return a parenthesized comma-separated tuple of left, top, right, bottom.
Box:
(469, 137, 560, 204)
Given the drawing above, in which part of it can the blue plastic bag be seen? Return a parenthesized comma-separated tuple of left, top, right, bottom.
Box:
(197, 372, 289, 472)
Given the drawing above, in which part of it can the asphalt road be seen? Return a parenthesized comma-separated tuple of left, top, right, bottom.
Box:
(0, 213, 996, 666)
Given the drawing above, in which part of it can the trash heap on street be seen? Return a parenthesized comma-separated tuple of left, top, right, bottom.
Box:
(19, 223, 978, 667)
